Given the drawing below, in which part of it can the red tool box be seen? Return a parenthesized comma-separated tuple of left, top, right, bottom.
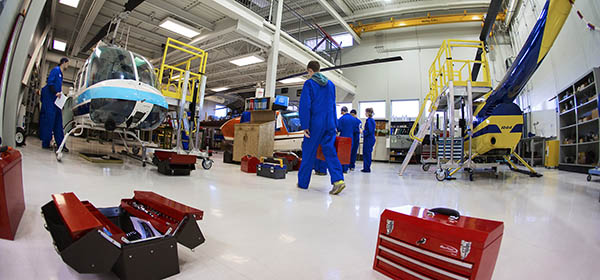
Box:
(373, 206, 503, 280)
(0, 147, 25, 240)
(317, 136, 352, 165)
(241, 155, 260, 173)
(41, 191, 205, 280)
(152, 151, 196, 175)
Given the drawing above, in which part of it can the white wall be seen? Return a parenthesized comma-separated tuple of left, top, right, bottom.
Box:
(339, 22, 512, 120)
(511, 0, 600, 137)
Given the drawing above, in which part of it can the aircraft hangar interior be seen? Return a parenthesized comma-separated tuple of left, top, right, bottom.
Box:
(1, 0, 599, 279)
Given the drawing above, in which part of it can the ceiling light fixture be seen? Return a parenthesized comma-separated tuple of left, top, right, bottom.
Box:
(59, 0, 79, 8)
(211, 87, 230, 92)
(279, 77, 306, 84)
(229, 55, 265, 66)
(53, 39, 67, 52)
(159, 17, 201, 39)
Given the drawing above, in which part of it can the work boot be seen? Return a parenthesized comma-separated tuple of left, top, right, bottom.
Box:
(329, 180, 346, 195)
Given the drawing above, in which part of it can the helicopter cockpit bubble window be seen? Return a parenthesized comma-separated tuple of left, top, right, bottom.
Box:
(133, 54, 156, 87)
(88, 46, 136, 86)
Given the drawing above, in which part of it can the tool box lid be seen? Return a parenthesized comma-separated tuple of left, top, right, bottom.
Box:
(52, 193, 104, 240)
(133, 191, 204, 220)
(384, 206, 503, 249)
(0, 148, 21, 173)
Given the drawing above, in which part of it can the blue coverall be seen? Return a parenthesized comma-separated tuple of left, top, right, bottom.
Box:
(349, 117, 361, 169)
(297, 73, 343, 189)
(40, 66, 65, 148)
(362, 117, 376, 172)
(337, 113, 355, 172)
(313, 159, 328, 174)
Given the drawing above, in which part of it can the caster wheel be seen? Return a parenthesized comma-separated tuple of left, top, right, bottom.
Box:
(587, 174, 592, 182)
(422, 164, 430, 172)
(15, 128, 26, 146)
(56, 152, 63, 162)
(132, 146, 140, 155)
(435, 169, 447, 181)
(469, 173, 474, 181)
(202, 159, 214, 170)
(142, 162, 147, 167)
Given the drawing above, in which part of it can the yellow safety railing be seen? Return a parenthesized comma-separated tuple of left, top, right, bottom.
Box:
(409, 39, 492, 142)
(157, 38, 208, 102)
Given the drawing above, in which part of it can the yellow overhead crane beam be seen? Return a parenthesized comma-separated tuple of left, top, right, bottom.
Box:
(351, 12, 506, 36)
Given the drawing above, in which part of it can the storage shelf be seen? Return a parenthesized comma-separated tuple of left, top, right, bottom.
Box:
(577, 97, 597, 109)
(577, 117, 598, 126)
(578, 141, 600, 145)
(560, 107, 576, 115)
(559, 95, 574, 104)
(575, 82, 596, 94)
(560, 143, 577, 146)
(560, 123, 577, 130)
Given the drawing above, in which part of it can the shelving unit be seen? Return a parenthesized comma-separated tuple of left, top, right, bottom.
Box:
(389, 121, 418, 163)
(557, 67, 600, 173)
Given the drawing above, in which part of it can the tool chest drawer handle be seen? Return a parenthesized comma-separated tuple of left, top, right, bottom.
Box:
(416, 237, 427, 245)
(427, 207, 460, 221)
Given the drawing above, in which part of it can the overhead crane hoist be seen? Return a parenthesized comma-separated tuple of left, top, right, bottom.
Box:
(399, 0, 574, 180)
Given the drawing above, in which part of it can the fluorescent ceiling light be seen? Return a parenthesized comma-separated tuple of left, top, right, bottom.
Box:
(211, 87, 229, 92)
(279, 77, 305, 84)
(229, 55, 264, 66)
(53, 40, 67, 52)
(59, 0, 79, 8)
(251, 0, 270, 8)
(159, 17, 200, 39)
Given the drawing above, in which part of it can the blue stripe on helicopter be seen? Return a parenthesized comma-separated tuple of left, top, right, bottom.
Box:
(510, 124, 523, 133)
(471, 125, 501, 139)
(76, 86, 168, 109)
(476, 0, 549, 120)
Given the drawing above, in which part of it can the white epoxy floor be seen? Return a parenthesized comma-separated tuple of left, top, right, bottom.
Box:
(1, 140, 600, 279)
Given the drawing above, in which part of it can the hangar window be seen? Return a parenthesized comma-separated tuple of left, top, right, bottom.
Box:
(133, 54, 156, 87)
(391, 100, 420, 120)
(359, 101, 386, 119)
(88, 46, 136, 86)
(215, 105, 229, 118)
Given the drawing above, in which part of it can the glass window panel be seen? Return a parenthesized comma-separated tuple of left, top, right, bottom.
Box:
(391, 100, 420, 120)
(359, 101, 386, 119)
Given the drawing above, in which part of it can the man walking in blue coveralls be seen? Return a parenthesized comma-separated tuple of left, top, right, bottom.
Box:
(40, 57, 69, 152)
(337, 106, 354, 173)
(297, 61, 346, 195)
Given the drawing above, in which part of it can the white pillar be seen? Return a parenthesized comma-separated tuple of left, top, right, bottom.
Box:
(264, 0, 284, 98)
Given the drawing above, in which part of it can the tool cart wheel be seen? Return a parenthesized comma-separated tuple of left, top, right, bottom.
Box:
(587, 174, 592, 182)
(56, 152, 63, 162)
(435, 169, 447, 181)
(422, 164, 430, 171)
(15, 127, 26, 146)
(131, 146, 140, 155)
(202, 159, 214, 170)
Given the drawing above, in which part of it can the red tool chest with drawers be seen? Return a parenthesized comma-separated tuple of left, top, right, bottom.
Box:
(317, 136, 352, 165)
(0, 147, 25, 240)
(373, 206, 503, 280)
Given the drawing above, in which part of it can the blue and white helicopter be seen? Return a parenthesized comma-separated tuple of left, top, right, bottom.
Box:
(56, 42, 168, 161)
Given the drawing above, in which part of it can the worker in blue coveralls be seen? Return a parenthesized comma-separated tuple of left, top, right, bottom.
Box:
(313, 159, 328, 176)
(362, 107, 376, 173)
(337, 106, 355, 173)
(40, 57, 69, 152)
(349, 109, 361, 171)
(297, 60, 346, 195)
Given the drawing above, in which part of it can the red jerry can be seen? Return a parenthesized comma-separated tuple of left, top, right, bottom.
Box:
(241, 155, 260, 173)
(317, 136, 352, 165)
(373, 205, 504, 280)
(0, 147, 25, 240)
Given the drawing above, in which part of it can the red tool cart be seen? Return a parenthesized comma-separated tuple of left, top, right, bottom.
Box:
(0, 146, 25, 240)
(41, 191, 205, 280)
(317, 136, 352, 165)
(373, 205, 503, 280)
(152, 151, 197, 176)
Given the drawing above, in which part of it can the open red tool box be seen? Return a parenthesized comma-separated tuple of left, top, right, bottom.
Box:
(152, 151, 196, 175)
(41, 191, 205, 280)
(373, 206, 503, 280)
(317, 136, 352, 165)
